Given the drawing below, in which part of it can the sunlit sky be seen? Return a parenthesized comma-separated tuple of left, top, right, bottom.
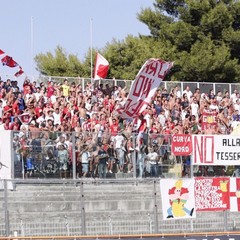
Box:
(0, 0, 153, 81)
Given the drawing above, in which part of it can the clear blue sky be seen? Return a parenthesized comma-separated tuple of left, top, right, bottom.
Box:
(0, 0, 153, 81)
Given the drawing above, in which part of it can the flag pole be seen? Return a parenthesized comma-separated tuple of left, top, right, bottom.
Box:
(31, 16, 34, 79)
(90, 18, 93, 87)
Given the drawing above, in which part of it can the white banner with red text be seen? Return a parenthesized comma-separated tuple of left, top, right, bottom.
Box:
(192, 135, 240, 166)
(119, 59, 173, 119)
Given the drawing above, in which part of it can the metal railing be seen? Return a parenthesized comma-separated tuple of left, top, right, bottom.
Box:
(35, 75, 240, 95)
(0, 179, 240, 238)
(12, 131, 239, 180)
(2, 72, 238, 95)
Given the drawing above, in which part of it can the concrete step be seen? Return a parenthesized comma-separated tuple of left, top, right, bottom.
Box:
(6, 198, 154, 213)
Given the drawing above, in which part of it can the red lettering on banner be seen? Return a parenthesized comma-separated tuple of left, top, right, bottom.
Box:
(157, 62, 167, 79)
(142, 78, 154, 98)
(124, 99, 149, 117)
(120, 59, 173, 119)
(193, 136, 214, 164)
(144, 61, 158, 76)
(133, 75, 145, 97)
(133, 75, 155, 98)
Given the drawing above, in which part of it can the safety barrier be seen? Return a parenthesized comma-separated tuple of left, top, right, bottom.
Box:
(0, 179, 240, 237)
(36, 76, 240, 95)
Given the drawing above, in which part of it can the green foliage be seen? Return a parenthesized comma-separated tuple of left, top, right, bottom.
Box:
(35, 0, 240, 83)
(35, 46, 85, 77)
(137, 0, 240, 82)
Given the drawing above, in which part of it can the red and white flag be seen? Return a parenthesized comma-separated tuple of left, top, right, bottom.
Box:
(118, 58, 173, 119)
(14, 67, 24, 77)
(1, 55, 18, 68)
(230, 177, 240, 212)
(0, 49, 5, 55)
(94, 53, 109, 80)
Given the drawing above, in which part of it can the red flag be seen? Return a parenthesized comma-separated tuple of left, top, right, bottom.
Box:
(1, 55, 18, 68)
(0, 49, 4, 55)
(14, 67, 24, 77)
(94, 53, 109, 80)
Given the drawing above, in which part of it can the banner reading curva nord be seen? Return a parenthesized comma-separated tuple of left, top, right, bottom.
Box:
(192, 135, 240, 165)
(119, 59, 173, 119)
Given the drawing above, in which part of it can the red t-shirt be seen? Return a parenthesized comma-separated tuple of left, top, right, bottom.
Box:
(47, 86, 55, 98)
(110, 123, 119, 136)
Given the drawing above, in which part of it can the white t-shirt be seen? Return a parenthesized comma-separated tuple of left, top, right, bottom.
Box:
(114, 134, 125, 149)
(53, 112, 61, 125)
(147, 152, 158, 164)
(158, 114, 166, 127)
(182, 90, 193, 101)
(144, 114, 151, 128)
(81, 151, 90, 164)
(50, 95, 57, 104)
(191, 103, 199, 117)
(34, 92, 42, 102)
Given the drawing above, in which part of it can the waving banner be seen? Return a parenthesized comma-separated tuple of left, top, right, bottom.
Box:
(0, 49, 24, 77)
(94, 53, 109, 80)
(119, 59, 173, 119)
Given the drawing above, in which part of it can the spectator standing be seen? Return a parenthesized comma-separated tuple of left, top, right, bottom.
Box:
(190, 97, 199, 119)
(17, 93, 26, 114)
(47, 81, 55, 98)
(79, 144, 90, 178)
(231, 89, 238, 103)
(137, 144, 146, 178)
(113, 131, 126, 172)
(146, 146, 159, 177)
(182, 86, 192, 101)
(57, 143, 69, 178)
(209, 99, 219, 112)
(61, 79, 70, 97)
(134, 114, 147, 151)
(97, 143, 108, 178)
(158, 110, 166, 127)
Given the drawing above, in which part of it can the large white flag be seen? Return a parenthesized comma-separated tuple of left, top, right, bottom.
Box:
(94, 53, 109, 80)
(118, 59, 173, 119)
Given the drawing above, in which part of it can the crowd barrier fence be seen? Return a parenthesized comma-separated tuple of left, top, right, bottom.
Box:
(10, 131, 239, 180)
(36, 76, 240, 95)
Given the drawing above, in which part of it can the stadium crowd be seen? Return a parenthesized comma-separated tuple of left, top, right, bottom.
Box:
(1, 76, 239, 178)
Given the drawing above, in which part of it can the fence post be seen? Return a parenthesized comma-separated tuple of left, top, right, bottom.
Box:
(72, 133, 76, 179)
(153, 180, 159, 233)
(4, 180, 10, 237)
(65, 215, 70, 236)
(108, 215, 113, 235)
(132, 133, 137, 179)
(223, 210, 228, 232)
(190, 154, 194, 178)
(80, 180, 86, 235)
